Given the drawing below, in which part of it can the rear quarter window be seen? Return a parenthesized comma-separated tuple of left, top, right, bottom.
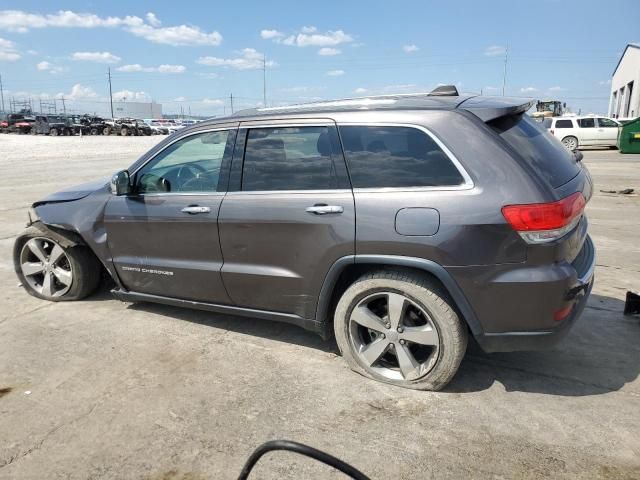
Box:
(339, 125, 465, 188)
(489, 114, 580, 188)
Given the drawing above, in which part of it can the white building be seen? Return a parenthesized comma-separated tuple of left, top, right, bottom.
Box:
(609, 44, 639, 119)
(112, 101, 162, 119)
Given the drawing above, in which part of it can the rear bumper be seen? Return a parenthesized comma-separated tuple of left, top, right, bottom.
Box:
(458, 235, 596, 353)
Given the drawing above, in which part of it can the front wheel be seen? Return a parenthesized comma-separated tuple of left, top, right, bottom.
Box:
(50, 128, 58, 136)
(14, 228, 102, 302)
(562, 136, 578, 151)
(120, 127, 128, 136)
(334, 271, 467, 391)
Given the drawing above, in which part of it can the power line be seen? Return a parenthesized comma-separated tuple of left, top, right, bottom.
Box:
(107, 67, 114, 119)
(502, 45, 509, 96)
(0, 73, 4, 112)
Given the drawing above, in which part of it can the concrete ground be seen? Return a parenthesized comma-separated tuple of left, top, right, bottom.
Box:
(0, 135, 638, 479)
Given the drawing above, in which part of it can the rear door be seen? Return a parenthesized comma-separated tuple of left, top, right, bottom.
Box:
(576, 117, 597, 144)
(218, 119, 354, 319)
(595, 117, 620, 146)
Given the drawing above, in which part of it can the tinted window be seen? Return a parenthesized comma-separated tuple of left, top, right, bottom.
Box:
(242, 126, 338, 191)
(490, 114, 580, 188)
(597, 117, 619, 127)
(555, 119, 574, 128)
(578, 118, 595, 128)
(542, 118, 553, 129)
(136, 130, 232, 193)
(339, 126, 464, 188)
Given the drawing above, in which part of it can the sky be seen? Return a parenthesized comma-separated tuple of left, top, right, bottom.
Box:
(0, 0, 637, 118)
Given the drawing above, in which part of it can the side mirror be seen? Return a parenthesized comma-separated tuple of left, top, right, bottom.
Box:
(110, 170, 131, 195)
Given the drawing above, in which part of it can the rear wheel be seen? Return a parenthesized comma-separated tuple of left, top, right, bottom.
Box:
(103, 127, 111, 136)
(50, 128, 58, 137)
(14, 229, 101, 302)
(334, 271, 467, 391)
(120, 127, 128, 136)
(562, 136, 578, 151)
(90, 128, 98, 135)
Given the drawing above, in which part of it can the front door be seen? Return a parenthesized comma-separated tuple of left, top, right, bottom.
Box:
(104, 127, 237, 304)
(218, 122, 355, 319)
(595, 117, 620, 146)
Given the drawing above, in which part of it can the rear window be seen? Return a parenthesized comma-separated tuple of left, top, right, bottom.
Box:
(339, 126, 464, 188)
(490, 114, 580, 188)
(555, 119, 573, 128)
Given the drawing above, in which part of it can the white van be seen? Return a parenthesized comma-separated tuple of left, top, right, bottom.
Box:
(543, 116, 621, 150)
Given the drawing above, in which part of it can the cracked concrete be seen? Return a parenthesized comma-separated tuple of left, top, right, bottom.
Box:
(0, 137, 639, 479)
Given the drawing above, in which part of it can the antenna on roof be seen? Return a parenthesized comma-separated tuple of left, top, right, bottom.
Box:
(428, 85, 459, 96)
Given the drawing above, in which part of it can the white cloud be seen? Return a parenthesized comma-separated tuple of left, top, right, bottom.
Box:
(598, 79, 612, 85)
(354, 87, 367, 94)
(0, 10, 222, 47)
(145, 12, 161, 27)
(202, 98, 224, 105)
(67, 83, 98, 99)
(548, 86, 563, 92)
(318, 47, 340, 56)
(127, 23, 222, 47)
(484, 86, 499, 92)
(72, 51, 121, 63)
(260, 29, 283, 39)
(36, 60, 50, 70)
(326, 69, 344, 76)
(197, 72, 222, 79)
(520, 86, 538, 93)
(112, 89, 150, 101)
(197, 48, 275, 70)
(116, 63, 185, 73)
(36, 60, 65, 74)
(26, 49, 37, 55)
(403, 44, 419, 53)
(0, 36, 20, 61)
(484, 45, 506, 56)
(173, 96, 187, 102)
(269, 27, 354, 47)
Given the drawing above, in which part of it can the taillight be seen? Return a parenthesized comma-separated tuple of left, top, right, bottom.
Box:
(502, 192, 586, 244)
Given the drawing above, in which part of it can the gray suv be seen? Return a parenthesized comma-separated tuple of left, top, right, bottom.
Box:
(13, 87, 595, 390)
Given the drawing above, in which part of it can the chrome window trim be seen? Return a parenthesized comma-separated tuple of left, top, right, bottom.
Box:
(130, 127, 234, 196)
(238, 121, 335, 128)
(225, 189, 352, 196)
(337, 122, 475, 192)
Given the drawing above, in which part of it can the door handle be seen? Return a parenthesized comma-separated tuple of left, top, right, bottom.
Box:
(181, 206, 211, 214)
(305, 205, 344, 215)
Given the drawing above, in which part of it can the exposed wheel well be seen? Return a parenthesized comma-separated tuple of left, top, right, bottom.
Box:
(320, 262, 469, 339)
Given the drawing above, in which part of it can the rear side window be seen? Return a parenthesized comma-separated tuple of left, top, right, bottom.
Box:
(490, 114, 580, 188)
(339, 126, 464, 188)
(578, 118, 595, 128)
(242, 126, 338, 191)
(555, 119, 574, 128)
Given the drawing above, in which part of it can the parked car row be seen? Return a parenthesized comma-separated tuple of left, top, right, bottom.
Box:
(542, 115, 623, 150)
(0, 113, 200, 136)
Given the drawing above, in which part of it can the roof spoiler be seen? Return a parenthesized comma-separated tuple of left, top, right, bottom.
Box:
(457, 96, 536, 122)
(428, 85, 459, 96)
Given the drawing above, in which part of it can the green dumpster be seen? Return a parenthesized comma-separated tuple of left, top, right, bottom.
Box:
(617, 117, 640, 154)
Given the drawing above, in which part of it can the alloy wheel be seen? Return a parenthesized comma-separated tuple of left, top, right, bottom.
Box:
(20, 237, 73, 298)
(562, 136, 578, 150)
(348, 292, 440, 381)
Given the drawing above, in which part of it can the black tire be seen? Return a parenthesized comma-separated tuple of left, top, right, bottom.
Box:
(63, 128, 71, 136)
(561, 135, 578, 151)
(13, 227, 102, 302)
(90, 128, 98, 135)
(50, 128, 58, 137)
(103, 127, 111, 136)
(120, 127, 128, 136)
(334, 271, 467, 391)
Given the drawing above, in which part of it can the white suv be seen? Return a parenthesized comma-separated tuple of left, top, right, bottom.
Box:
(543, 116, 621, 150)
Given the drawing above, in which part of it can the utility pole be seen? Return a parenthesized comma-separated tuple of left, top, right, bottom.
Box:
(107, 67, 114, 119)
(0, 73, 5, 113)
(230, 93, 234, 114)
(61, 96, 66, 115)
(263, 54, 267, 107)
(502, 45, 509, 96)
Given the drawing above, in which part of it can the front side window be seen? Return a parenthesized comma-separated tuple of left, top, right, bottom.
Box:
(555, 119, 574, 128)
(597, 118, 619, 128)
(242, 126, 338, 191)
(578, 118, 595, 128)
(339, 125, 464, 188)
(136, 130, 232, 193)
